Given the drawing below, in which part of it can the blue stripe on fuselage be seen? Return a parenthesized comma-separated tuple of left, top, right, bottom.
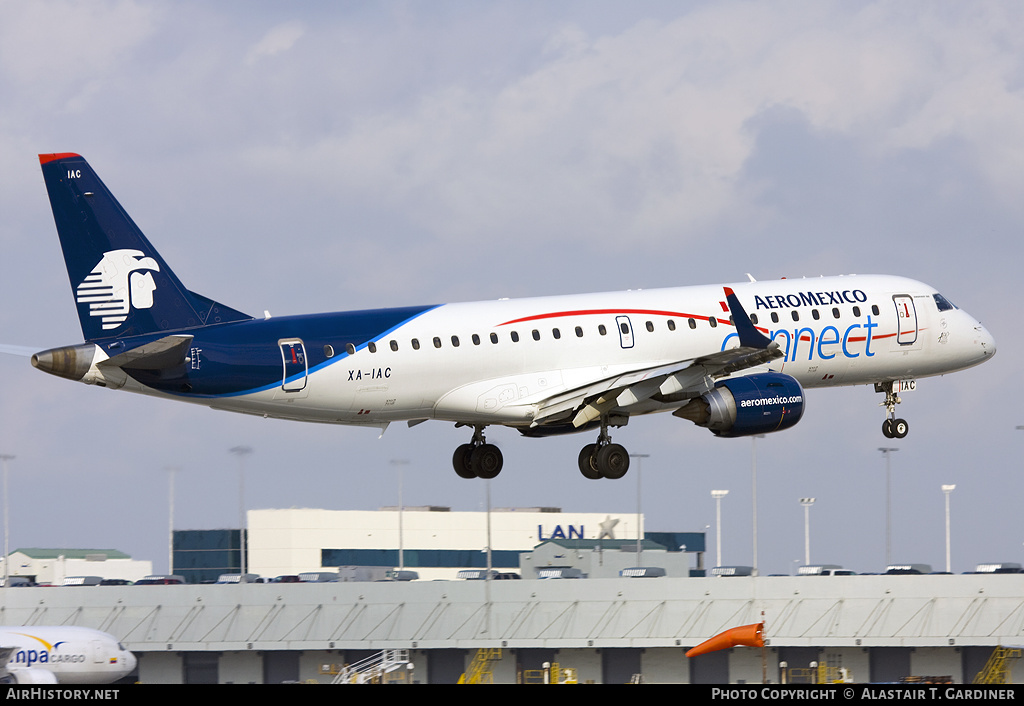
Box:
(115, 304, 440, 397)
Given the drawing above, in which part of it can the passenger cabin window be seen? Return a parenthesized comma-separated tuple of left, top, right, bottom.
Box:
(688, 318, 696, 329)
(451, 335, 460, 347)
(832, 308, 840, 319)
(667, 320, 676, 331)
(620, 322, 629, 334)
(771, 312, 779, 324)
(433, 337, 442, 348)
(472, 334, 481, 345)
(490, 332, 498, 344)
(750, 314, 758, 325)
(646, 321, 654, 332)
(598, 325, 607, 335)
(791, 311, 799, 322)
(368, 342, 377, 353)
(511, 331, 520, 342)
(346, 343, 356, 355)
(411, 338, 420, 350)
(552, 328, 561, 339)
(852, 306, 861, 317)
(532, 329, 540, 341)
(871, 305, 880, 316)
(709, 317, 717, 328)
(812, 310, 820, 320)
(575, 326, 583, 337)
(390, 340, 398, 351)
(324, 344, 335, 358)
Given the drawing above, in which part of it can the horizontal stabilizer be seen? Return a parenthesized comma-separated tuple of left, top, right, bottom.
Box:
(100, 335, 194, 370)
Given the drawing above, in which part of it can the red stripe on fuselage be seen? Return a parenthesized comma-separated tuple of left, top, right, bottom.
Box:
(498, 309, 727, 326)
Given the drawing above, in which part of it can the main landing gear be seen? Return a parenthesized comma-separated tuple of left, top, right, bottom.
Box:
(452, 425, 503, 479)
(577, 417, 629, 480)
(877, 382, 909, 439)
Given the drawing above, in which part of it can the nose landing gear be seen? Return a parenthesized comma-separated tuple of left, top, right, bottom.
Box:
(877, 382, 909, 439)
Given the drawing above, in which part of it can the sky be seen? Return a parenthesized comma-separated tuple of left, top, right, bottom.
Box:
(0, 0, 1021, 577)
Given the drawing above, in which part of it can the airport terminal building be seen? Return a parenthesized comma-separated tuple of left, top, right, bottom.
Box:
(182, 506, 702, 582)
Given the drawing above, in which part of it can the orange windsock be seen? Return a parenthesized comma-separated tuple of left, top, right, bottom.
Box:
(685, 622, 764, 658)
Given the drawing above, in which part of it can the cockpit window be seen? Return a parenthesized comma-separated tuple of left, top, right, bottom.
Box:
(933, 293, 957, 312)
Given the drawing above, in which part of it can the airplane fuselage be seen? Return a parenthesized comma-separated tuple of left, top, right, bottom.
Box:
(47, 274, 992, 430)
(29, 153, 997, 480)
(0, 626, 135, 684)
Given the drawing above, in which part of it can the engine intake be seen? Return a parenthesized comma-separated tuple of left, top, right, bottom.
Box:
(673, 372, 804, 437)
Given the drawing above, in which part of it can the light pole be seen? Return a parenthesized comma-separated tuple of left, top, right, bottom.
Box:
(799, 498, 815, 566)
(942, 484, 956, 573)
(711, 490, 729, 568)
(391, 459, 409, 571)
(229, 446, 252, 577)
(166, 466, 178, 575)
(751, 434, 765, 576)
(0, 455, 13, 589)
(630, 454, 649, 563)
(879, 447, 899, 566)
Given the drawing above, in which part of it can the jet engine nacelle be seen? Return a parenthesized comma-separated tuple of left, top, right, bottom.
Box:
(2, 668, 59, 684)
(673, 372, 804, 437)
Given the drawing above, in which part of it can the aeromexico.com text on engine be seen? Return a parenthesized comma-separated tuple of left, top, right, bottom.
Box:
(739, 396, 803, 408)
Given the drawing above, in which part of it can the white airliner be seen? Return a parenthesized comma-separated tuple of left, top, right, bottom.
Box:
(0, 626, 136, 684)
(28, 154, 995, 480)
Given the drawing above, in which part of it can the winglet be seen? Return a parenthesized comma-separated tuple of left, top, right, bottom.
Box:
(724, 287, 772, 349)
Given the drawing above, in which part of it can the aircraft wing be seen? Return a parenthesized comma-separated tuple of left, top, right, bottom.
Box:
(530, 287, 782, 428)
(530, 342, 781, 428)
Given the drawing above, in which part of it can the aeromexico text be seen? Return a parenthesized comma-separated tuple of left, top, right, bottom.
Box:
(754, 288, 868, 310)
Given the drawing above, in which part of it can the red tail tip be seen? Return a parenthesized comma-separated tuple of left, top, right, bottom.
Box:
(39, 153, 81, 165)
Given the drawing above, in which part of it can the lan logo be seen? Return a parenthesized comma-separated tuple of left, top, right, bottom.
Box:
(76, 249, 160, 330)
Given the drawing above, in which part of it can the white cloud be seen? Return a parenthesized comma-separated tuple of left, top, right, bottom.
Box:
(244, 21, 305, 66)
(223, 2, 1024, 249)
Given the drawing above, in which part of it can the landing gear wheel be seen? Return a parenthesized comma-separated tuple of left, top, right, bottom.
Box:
(578, 443, 601, 479)
(453, 426, 503, 479)
(877, 382, 909, 440)
(453, 444, 476, 479)
(892, 418, 909, 439)
(596, 443, 629, 479)
(472, 444, 503, 479)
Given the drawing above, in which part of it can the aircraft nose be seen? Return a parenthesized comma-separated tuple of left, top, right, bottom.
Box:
(976, 322, 996, 359)
(122, 649, 138, 676)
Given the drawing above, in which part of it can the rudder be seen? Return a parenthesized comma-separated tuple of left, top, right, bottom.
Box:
(39, 153, 251, 341)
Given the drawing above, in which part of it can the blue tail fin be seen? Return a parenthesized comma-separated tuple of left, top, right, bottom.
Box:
(39, 153, 252, 342)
